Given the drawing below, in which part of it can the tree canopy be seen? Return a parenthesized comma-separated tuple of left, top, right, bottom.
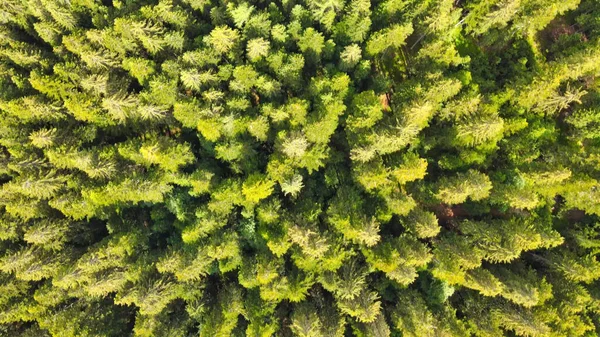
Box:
(1, 0, 600, 336)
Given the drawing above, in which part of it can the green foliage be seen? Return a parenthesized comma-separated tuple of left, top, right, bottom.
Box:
(403, 208, 441, 239)
(435, 170, 493, 205)
(298, 28, 326, 55)
(206, 26, 240, 54)
(1, 0, 600, 336)
(366, 23, 414, 56)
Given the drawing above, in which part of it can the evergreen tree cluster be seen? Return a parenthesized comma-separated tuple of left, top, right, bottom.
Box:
(1, 0, 600, 336)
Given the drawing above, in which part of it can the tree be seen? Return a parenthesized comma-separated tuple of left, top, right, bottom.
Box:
(206, 26, 240, 54)
(246, 38, 270, 62)
(435, 170, 493, 205)
(403, 208, 441, 239)
(297, 28, 326, 55)
(366, 24, 414, 56)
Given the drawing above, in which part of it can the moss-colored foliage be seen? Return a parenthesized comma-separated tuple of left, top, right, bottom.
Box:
(1, 0, 600, 336)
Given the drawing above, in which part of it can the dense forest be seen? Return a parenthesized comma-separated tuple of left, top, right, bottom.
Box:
(1, 0, 600, 336)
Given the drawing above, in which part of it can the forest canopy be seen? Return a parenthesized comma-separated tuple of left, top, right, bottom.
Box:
(1, 0, 600, 336)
